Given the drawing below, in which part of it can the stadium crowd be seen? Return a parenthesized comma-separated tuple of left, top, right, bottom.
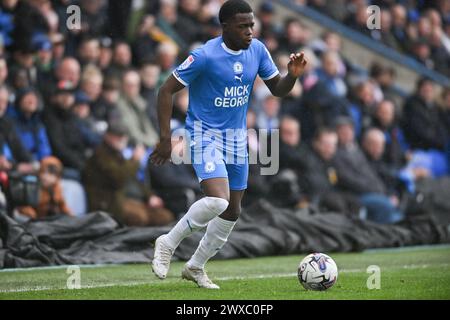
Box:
(0, 0, 449, 226)
(297, 0, 450, 77)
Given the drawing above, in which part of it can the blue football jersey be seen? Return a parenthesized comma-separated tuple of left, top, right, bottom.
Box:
(173, 36, 279, 158)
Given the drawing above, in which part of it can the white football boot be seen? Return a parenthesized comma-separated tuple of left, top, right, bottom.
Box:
(181, 264, 220, 289)
(151, 235, 174, 279)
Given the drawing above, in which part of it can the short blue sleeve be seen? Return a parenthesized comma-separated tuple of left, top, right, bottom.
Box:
(258, 42, 279, 81)
(172, 48, 206, 86)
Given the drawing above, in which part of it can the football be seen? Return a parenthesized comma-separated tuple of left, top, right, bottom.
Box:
(297, 253, 338, 291)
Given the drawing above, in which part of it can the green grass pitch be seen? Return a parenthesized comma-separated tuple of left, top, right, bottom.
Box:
(1, 245, 449, 300)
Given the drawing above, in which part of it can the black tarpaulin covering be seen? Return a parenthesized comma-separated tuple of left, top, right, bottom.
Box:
(1, 198, 449, 269)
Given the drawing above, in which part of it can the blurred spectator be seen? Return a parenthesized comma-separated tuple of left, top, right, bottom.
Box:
(439, 87, 450, 136)
(98, 36, 113, 71)
(371, 9, 401, 51)
(278, 116, 308, 178)
(156, 41, 178, 87)
(272, 116, 306, 207)
(79, 0, 108, 37)
(18, 156, 73, 219)
(140, 62, 161, 130)
(0, 85, 35, 174)
(91, 75, 121, 130)
(117, 69, 158, 148)
(333, 116, 386, 195)
(132, 14, 165, 66)
(371, 99, 408, 168)
(107, 41, 133, 79)
(171, 89, 188, 131)
(257, 1, 281, 40)
(9, 45, 38, 88)
(156, 0, 197, 52)
(9, 87, 52, 161)
(333, 116, 404, 223)
(402, 77, 447, 151)
(256, 91, 281, 131)
(348, 80, 378, 137)
(0, 56, 8, 87)
(278, 18, 311, 53)
(301, 127, 361, 215)
(83, 122, 174, 226)
(302, 50, 349, 131)
(77, 36, 101, 67)
(369, 62, 401, 110)
(362, 127, 402, 194)
(72, 91, 102, 148)
(390, 4, 409, 51)
(43, 80, 90, 177)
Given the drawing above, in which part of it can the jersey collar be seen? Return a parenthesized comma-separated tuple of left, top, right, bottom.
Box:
(221, 42, 242, 55)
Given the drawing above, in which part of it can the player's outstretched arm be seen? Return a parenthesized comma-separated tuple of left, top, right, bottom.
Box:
(264, 52, 307, 97)
(150, 75, 185, 166)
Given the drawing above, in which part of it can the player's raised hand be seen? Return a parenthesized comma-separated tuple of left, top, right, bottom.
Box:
(149, 137, 172, 166)
(287, 52, 307, 78)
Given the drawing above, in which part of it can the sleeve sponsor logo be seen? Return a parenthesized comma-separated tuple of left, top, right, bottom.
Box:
(178, 55, 195, 71)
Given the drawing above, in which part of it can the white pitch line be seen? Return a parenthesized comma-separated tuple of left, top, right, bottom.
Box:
(1, 264, 449, 294)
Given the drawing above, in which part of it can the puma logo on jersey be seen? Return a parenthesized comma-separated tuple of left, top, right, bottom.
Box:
(234, 74, 243, 82)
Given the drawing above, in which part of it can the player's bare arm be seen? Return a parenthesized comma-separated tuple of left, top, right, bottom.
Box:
(264, 52, 307, 97)
(150, 75, 185, 166)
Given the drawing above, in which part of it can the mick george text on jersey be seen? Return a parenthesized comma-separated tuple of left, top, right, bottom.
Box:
(214, 84, 251, 108)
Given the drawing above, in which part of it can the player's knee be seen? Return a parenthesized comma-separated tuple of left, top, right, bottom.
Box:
(221, 204, 241, 220)
(204, 196, 229, 215)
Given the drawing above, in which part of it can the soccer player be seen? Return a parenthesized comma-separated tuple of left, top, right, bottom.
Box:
(150, 0, 307, 289)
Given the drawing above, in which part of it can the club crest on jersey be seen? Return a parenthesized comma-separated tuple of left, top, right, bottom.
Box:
(178, 55, 194, 71)
(204, 161, 216, 173)
(233, 62, 243, 74)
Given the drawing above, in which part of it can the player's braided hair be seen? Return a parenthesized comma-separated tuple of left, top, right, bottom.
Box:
(218, 0, 253, 24)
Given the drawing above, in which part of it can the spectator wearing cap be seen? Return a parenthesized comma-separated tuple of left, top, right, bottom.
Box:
(83, 122, 175, 226)
(43, 80, 90, 177)
(33, 33, 54, 89)
(9, 44, 38, 89)
(8, 87, 52, 162)
(0, 85, 35, 174)
(117, 69, 158, 148)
